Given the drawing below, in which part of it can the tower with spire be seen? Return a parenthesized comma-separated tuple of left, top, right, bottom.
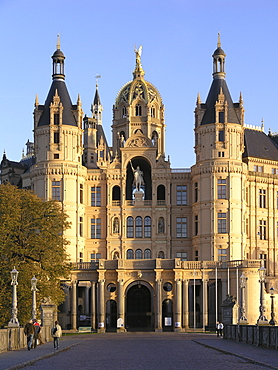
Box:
(192, 35, 246, 262)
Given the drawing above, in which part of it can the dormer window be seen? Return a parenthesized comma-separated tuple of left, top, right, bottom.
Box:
(151, 106, 155, 118)
(122, 106, 127, 118)
(135, 104, 142, 116)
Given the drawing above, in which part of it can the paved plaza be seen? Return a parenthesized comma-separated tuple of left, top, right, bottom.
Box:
(1, 332, 278, 370)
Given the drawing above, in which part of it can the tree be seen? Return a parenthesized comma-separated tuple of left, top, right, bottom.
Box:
(0, 183, 71, 327)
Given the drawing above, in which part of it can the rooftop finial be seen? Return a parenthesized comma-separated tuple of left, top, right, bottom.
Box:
(95, 75, 101, 88)
(217, 32, 221, 48)
(57, 34, 61, 50)
(134, 45, 143, 69)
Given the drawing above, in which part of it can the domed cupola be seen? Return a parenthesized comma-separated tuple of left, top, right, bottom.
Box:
(52, 35, 65, 81)
(112, 46, 165, 157)
(212, 33, 226, 80)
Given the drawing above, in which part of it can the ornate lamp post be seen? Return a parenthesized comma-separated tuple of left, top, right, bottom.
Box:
(257, 265, 269, 325)
(269, 287, 276, 326)
(239, 273, 248, 323)
(31, 276, 38, 320)
(8, 267, 20, 327)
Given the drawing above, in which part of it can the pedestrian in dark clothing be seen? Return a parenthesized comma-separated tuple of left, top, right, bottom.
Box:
(24, 320, 35, 350)
(33, 319, 44, 347)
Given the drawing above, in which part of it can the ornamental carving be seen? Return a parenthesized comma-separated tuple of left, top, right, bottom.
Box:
(127, 137, 149, 147)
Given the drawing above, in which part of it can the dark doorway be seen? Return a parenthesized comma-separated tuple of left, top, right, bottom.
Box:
(162, 299, 173, 332)
(126, 284, 153, 331)
(106, 300, 117, 332)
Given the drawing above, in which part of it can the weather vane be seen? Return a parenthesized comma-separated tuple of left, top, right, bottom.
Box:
(95, 75, 101, 87)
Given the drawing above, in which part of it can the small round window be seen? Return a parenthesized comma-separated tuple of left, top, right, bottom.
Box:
(163, 282, 173, 292)
(107, 283, 116, 293)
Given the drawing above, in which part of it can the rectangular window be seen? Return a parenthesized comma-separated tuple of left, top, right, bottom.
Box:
(217, 179, 226, 199)
(194, 182, 198, 202)
(80, 184, 83, 204)
(176, 185, 187, 205)
(218, 249, 227, 261)
(54, 113, 59, 125)
(276, 192, 278, 210)
(90, 253, 101, 261)
(52, 181, 61, 201)
(254, 165, 263, 172)
(195, 215, 198, 235)
(91, 186, 101, 207)
(79, 217, 83, 237)
(195, 250, 198, 261)
(91, 218, 101, 239)
(79, 252, 83, 263)
(54, 153, 59, 159)
(218, 129, 224, 141)
(259, 253, 267, 269)
(259, 189, 266, 208)
(176, 217, 187, 238)
(259, 220, 267, 240)
(176, 252, 188, 261)
(218, 213, 227, 233)
(54, 132, 59, 144)
(246, 218, 249, 238)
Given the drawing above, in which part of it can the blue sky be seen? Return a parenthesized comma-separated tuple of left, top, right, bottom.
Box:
(0, 0, 278, 168)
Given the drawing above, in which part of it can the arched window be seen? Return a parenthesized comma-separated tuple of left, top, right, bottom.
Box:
(144, 249, 151, 259)
(144, 216, 151, 238)
(135, 104, 142, 116)
(135, 216, 142, 238)
(157, 184, 165, 201)
(135, 249, 142, 259)
(113, 251, 120, 260)
(127, 216, 134, 238)
(158, 217, 165, 234)
(152, 131, 158, 146)
(122, 106, 127, 117)
(127, 249, 134, 259)
(158, 251, 165, 259)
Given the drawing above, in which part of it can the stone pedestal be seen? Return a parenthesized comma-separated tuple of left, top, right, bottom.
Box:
(40, 299, 56, 327)
(221, 295, 237, 325)
(134, 190, 144, 205)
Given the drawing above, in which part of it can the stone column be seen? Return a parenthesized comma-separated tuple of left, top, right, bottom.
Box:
(175, 279, 182, 331)
(202, 278, 209, 329)
(156, 278, 162, 331)
(98, 279, 105, 333)
(183, 279, 189, 329)
(71, 280, 77, 330)
(91, 281, 96, 331)
(117, 279, 125, 332)
(85, 285, 90, 316)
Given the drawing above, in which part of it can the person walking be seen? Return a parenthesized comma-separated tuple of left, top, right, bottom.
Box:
(52, 320, 62, 350)
(219, 322, 224, 337)
(24, 319, 35, 350)
(33, 319, 44, 347)
(216, 321, 220, 337)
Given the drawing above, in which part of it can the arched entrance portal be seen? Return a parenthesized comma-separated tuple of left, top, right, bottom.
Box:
(126, 283, 154, 331)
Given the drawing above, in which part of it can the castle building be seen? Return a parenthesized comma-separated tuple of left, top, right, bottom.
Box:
(1, 36, 278, 331)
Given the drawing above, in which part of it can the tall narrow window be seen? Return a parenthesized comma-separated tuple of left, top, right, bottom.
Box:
(176, 217, 187, 238)
(54, 113, 59, 125)
(54, 132, 60, 144)
(259, 189, 266, 208)
(259, 253, 267, 268)
(52, 181, 61, 201)
(135, 104, 142, 116)
(195, 215, 198, 235)
(218, 112, 224, 124)
(259, 220, 267, 240)
(135, 216, 143, 238)
(151, 106, 155, 118)
(218, 213, 227, 233)
(158, 217, 165, 234)
(176, 252, 188, 261)
(276, 192, 278, 210)
(218, 249, 227, 261)
(217, 179, 226, 199)
(218, 129, 224, 141)
(194, 182, 198, 202)
(91, 218, 101, 239)
(144, 216, 151, 238)
(91, 253, 101, 261)
(80, 184, 83, 204)
(91, 186, 101, 206)
(127, 216, 134, 238)
(79, 217, 83, 237)
(177, 185, 187, 205)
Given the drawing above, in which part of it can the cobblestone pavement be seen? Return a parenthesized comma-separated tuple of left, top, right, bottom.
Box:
(1, 333, 278, 370)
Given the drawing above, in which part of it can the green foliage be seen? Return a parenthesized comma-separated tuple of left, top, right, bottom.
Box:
(0, 183, 71, 327)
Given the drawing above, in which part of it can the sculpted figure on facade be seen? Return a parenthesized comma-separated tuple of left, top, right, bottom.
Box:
(130, 160, 144, 191)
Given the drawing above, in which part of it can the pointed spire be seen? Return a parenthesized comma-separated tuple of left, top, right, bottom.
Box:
(197, 92, 201, 105)
(133, 45, 145, 79)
